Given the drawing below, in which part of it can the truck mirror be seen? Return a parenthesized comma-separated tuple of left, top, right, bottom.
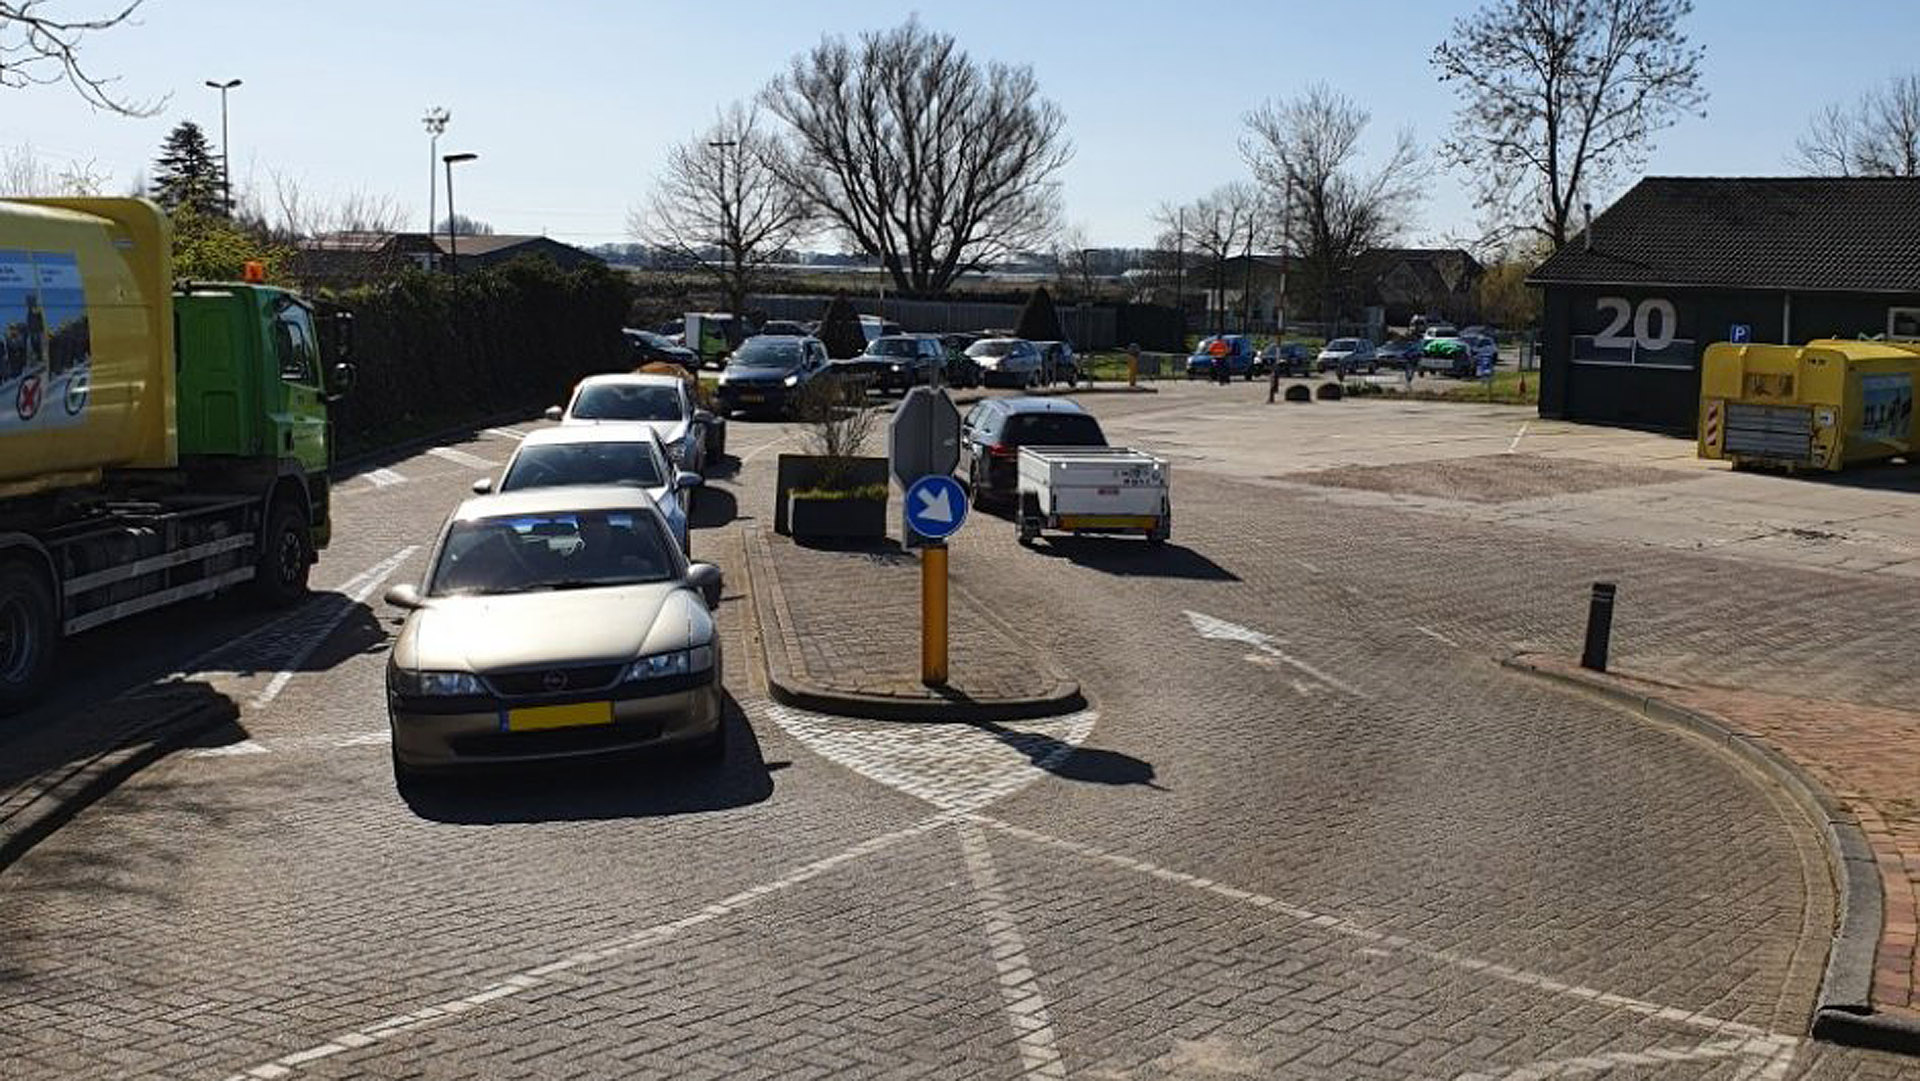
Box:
(332, 310, 355, 360)
(326, 362, 356, 399)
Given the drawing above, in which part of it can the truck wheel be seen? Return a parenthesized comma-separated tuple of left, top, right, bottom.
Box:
(252, 499, 312, 608)
(0, 562, 56, 714)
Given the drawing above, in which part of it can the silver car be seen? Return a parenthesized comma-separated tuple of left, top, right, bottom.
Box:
(479, 426, 701, 553)
(1316, 337, 1378, 375)
(383, 486, 726, 778)
(545, 372, 715, 475)
(966, 338, 1043, 388)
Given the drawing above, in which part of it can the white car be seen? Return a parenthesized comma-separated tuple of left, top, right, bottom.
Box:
(480, 426, 701, 553)
(545, 373, 715, 475)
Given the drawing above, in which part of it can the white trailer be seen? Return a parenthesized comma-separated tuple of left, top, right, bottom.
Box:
(1014, 446, 1170, 546)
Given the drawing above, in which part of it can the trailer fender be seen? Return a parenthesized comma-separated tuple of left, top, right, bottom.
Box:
(0, 533, 60, 619)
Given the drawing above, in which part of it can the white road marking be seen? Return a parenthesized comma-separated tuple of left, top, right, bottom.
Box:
(363, 468, 405, 488)
(763, 704, 1099, 813)
(1447, 1036, 1786, 1080)
(251, 547, 418, 710)
(186, 730, 389, 759)
(1415, 625, 1459, 647)
(1293, 557, 1323, 574)
(959, 822, 1068, 1080)
(483, 427, 528, 441)
(736, 433, 795, 466)
(425, 446, 496, 470)
(1184, 610, 1368, 699)
(212, 812, 958, 1081)
(1506, 421, 1531, 454)
(972, 814, 1793, 1051)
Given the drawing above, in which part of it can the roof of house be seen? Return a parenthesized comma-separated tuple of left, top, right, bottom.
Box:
(1529, 177, 1920, 293)
(429, 233, 582, 256)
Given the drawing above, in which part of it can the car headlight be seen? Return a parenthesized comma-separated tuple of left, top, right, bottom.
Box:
(391, 669, 486, 696)
(622, 645, 715, 683)
(891, 362, 904, 372)
(783, 373, 800, 387)
(716, 370, 731, 386)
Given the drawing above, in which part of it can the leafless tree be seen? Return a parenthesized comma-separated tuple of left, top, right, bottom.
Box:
(1793, 74, 1920, 177)
(633, 102, 811, 315)
(268, 173, 413, 287)
(1051, 224, 1102, 300)
(1432, 0, 1707, 248)
(762, 18, 1071, 297)
(0, 141, 108, 194)
(1243, 84, 1424, 326)
(1151, 182, 1271, 333)
(1, 1, 159, 115)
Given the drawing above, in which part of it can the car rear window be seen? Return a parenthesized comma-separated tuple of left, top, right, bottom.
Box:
(500, 442, 665, 491)
(1001, 412, 1106, 447)
(570, 383, 683, 421)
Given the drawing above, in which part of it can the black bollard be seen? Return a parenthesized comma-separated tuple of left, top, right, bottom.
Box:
(1580, 582, 1617, 672)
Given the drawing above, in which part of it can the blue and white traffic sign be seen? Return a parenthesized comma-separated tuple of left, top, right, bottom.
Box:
(1729, 323, 1752, 344)
(903, 474, 967, 541)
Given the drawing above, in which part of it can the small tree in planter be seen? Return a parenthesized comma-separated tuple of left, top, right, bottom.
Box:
(784, 378, 888, 541)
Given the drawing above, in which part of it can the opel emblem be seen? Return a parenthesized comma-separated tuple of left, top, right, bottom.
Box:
(542, 670, 568, 692)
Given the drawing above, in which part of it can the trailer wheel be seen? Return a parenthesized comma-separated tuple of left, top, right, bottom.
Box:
(1015, 493, 1042, 547)
(252, 498, 312, 608)
(0, 561, 56, 714)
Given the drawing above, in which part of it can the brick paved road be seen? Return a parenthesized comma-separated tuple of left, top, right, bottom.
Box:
(0, 393, 1914, 1078)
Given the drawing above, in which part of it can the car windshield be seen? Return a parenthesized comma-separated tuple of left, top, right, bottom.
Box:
(1327, 339, 1361, 351)
(499, 442, 665, 492)
(1001, 412, 1105, 446)
(733, 339, 805, 368)
(866, 338, 918, 358)
(967, 340, 1017, 357)
(569, 383, 682, 422)
(428, 509, 676, 596)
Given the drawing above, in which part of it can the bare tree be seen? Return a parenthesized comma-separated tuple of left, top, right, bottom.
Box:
(269, 173, 413, 287)
(1243, 84, 1423, 326)
(1, 1, 159, 115)
(1793, 74, 1920, 177)
(633, 103, 811, 315)
(1151, 183, 1270, 334)
(763, 18, 1071, 297)
(1432, 0, 1707, 248)
(1051, 224, 1100, 300)
(0, 141, 108, 194)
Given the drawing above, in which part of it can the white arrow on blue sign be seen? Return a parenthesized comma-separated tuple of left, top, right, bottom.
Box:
(903, 474, 968, 541)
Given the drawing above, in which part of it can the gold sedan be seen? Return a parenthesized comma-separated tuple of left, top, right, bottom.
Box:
(382, 486, 725, 779)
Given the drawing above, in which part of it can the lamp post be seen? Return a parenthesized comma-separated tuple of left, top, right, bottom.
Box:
(708, 137, 737, 308)
(441, 152, 478, 273)
(422, 107, 450, 235)
(204, 78, 241, 215)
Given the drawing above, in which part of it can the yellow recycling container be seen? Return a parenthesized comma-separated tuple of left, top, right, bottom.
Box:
(1699, 339, 1920, 471)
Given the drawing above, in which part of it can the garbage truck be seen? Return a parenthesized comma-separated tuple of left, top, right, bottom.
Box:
(0, 197, 354, 711)
(1699, 338, 1920, 471)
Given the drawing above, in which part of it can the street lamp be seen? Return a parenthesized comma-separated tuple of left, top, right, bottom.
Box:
(204, 78, 241, 215)
(441, 152, 478, 273)
(422, 107, 450, 234)
(708, 138, 737, 307)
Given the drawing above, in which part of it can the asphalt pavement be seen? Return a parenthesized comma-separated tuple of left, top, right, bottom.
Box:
(0, 387, 1913, 1079)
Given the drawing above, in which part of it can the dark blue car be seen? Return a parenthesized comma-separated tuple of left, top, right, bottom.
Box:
(1186, 335, 1256, 380)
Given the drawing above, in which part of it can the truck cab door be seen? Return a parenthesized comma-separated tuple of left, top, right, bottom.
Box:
(270, 306, 329, 474)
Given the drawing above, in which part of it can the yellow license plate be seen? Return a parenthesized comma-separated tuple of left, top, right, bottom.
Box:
(738, 393, 765, 403)
(505, 701, 614, 732)
(1059, 515, 1157, 530)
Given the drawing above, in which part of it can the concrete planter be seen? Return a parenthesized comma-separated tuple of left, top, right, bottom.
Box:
(773, 453, 888, 536)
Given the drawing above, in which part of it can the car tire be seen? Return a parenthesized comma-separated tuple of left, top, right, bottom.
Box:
(0, 560, 57, 714)
(251, 497, 311, 608)
(969, 464, 991, 510)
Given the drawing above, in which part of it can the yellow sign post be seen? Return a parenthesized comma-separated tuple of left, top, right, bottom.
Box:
(921, 542, 949, 685)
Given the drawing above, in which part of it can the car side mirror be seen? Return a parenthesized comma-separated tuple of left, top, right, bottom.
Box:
(544, 405, 563, 422)
(325, 361, 356, 400)
(383, 583, 426, 610)
(674, 470, 703, 491)
(693, 409, 716, 425)
(685, 562, 723, 609)
(471, 477, 494, 495)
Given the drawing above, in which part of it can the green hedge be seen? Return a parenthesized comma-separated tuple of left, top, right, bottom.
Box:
(330, 257, 632, 458)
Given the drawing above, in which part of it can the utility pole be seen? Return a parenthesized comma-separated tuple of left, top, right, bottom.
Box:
(1241, 217, 1255, 333)
(1174, 208, 1185, 342)
(422, 108, 450, 235)
(442, 152, 478, 273)
(708, 137, 738, 310)
(204, 78, 241, 215)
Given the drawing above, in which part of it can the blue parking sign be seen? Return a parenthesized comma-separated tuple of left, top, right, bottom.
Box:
(1730, 323, 1751, 344)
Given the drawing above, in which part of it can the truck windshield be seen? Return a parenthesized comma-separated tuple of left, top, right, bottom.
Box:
(499, 442, 665, 492)
(569, 383, 682, 421)
(1002, 413, 1106, 446)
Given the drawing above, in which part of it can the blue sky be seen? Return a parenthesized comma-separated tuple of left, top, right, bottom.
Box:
(3, 1, 1915, 250)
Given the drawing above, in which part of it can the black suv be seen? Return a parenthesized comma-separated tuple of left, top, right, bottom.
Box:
(957, 397, 1108, 506)
(835, 334, 946, 394)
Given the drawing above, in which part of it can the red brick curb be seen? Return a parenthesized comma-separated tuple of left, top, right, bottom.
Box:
(740, 527, 1084, 723)
(1500, 652, 1920, 1054)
